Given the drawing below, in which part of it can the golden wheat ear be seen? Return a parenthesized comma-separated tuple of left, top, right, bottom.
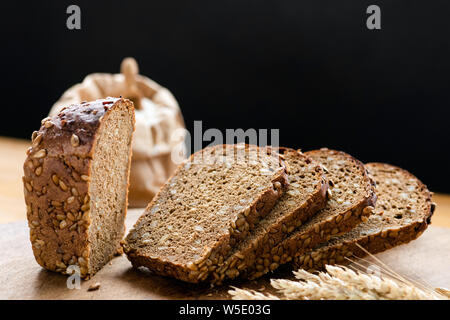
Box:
(229, 247, 449, 300)
(344, 243, 448, 300)
(435, 288, 450, 299)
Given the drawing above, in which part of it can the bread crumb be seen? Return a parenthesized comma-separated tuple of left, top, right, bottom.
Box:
(87, 282, 101, 291)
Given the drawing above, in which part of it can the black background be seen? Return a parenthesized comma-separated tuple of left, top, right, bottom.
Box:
(2, 1, 450, 192)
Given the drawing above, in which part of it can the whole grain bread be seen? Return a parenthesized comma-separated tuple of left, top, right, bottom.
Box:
(122, 144, 289, 283)
(244, 148, 377, 280)
(209, 148, 328, 284)
(23, 98, 135, 279)
(293, 162, 435, 271)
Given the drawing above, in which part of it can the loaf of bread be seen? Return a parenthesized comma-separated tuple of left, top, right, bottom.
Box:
(293, 162, 435, 271)
(243, 148, 377, 280)
(210, 148, 328, 284)
(122, 144, 288, 283)
(23, 98, 135, 279)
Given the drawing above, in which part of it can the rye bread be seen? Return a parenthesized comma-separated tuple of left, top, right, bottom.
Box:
(209, 148, 328, 284)
(122, 144, 289, 283)
(23, 98, 135, 279)
(244, 148, 377, 280)
(293, 162, 435, 271)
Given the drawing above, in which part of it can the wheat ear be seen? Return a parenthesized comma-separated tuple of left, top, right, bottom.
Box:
(229, 264, 447, 300)
(348, 243, 445, 298)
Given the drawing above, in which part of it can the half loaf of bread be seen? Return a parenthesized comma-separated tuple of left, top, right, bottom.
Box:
(122, 144, 288, 283)
(23, 98, 135, 279)
(293, 162, 435, 271)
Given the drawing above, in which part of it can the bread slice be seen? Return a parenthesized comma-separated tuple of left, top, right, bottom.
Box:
(122, 144, 289, 283)
(244, 148, 377, 280)
(23, 98, 135, 279)
(293, 162, 435, 271)
(209, 148, 328, 284)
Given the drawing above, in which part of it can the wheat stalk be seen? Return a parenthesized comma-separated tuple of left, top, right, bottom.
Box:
(229, 264, 448, 300)
(350, 243, 438, 295)
(435, 287, 450, 299)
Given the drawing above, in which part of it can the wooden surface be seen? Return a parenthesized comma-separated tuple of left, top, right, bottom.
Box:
(0, 137, 30, 223)
(2, 136, 450, 227)
(0, 136, 449, 299)
(0, 209, 449, 300)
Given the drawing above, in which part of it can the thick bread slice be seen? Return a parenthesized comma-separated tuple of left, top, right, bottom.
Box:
(209, 148, 328, 284)
(293, 162, 435, 271)
(245, 148, 377, 280)
(23, 98, 135, 279)
(122, 144, 288, 283)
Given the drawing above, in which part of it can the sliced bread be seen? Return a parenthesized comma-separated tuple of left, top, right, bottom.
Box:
(23, 98, 135, 278)
(244, 148, 377, 280)
(122, 144, 288, 283)
(209, 148, 328, 284)
(293, 162, 435, 271)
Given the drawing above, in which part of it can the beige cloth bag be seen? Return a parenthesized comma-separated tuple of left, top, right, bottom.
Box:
(50, 58, 186, 207)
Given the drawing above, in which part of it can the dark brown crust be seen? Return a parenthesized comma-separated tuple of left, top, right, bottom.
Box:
(123, 144, 289, 283)
(23, 97, 135, 279)
(243, 149, 377, 280)
(293, 162, 434, 271)
(209, 148, 328, 284)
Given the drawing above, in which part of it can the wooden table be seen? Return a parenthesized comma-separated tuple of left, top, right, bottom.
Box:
(2, 136, 450, 227)
(0, 136, 449, 299)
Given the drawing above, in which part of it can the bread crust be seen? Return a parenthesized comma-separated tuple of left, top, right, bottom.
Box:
(23, 97, 135, 278)
(122, 144, 289, 283)
(209, 148, 328, 284)
(294, 162, 434, 271)
(243, 149, 377, 280)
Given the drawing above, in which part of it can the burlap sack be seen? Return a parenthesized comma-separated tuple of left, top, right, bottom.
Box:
(50, 57, 186, 207)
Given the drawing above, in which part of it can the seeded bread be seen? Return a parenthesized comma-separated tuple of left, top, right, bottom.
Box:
(122, 144, 289, 283)
(244, 148, 377, 280)
(23, 98, 135, 279)
(293, 162, 435, 271)
(209, 148, 328, 284)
